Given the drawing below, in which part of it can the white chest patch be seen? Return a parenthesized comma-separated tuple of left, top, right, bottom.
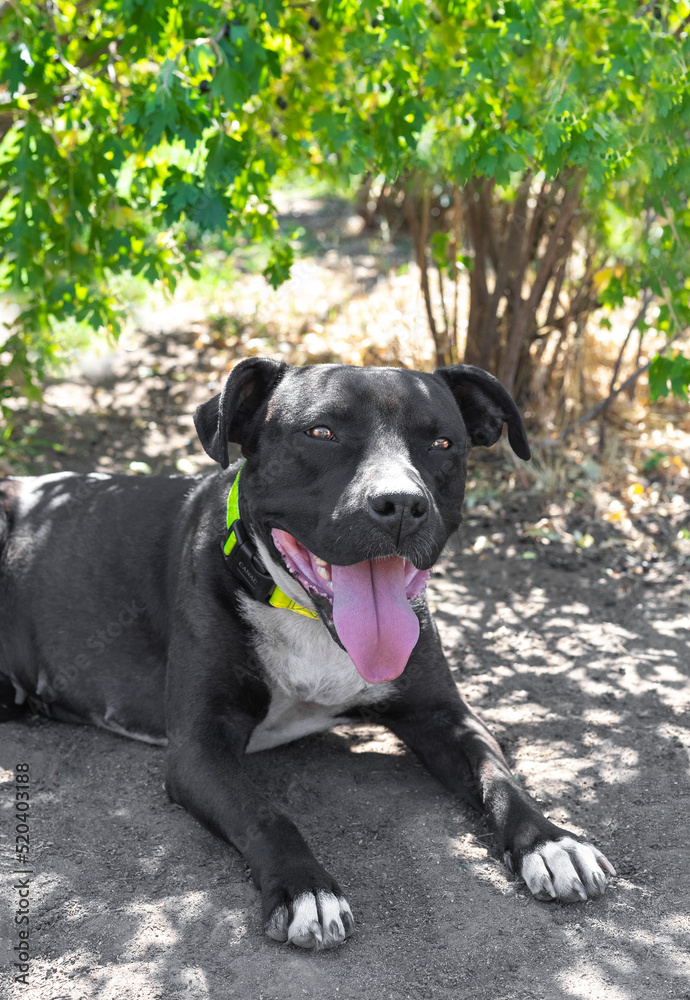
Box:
(240, 594, 395, 753)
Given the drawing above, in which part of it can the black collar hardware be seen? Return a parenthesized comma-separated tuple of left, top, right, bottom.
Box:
(223, 519, 276, 603)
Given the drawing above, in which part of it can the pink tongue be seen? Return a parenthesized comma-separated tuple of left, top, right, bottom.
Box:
(331, 557, 420, 683)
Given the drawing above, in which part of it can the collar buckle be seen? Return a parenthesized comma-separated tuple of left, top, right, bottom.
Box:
(223, 519, 276, 603)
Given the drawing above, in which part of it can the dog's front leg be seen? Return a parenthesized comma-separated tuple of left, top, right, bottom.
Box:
(165, 640, 353, 949)
(380, 623, 615, 902)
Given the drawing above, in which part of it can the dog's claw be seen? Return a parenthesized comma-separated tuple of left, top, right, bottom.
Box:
(267, 892, 354, 950)
(537, 876, 557, 901)
(580, 858, 607, 897)
(519, 836, 615, 903)
(569, 878, 588, 903)
(594, 849, 616, 876)
(289, 919, 323, 949)
(521, 852, 557, 900)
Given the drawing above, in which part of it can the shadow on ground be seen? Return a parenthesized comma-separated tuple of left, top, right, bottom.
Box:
(1, 320, 689, 1000)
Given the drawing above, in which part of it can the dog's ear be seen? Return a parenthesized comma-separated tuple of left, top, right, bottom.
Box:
(194, 357, 288, 468)
(434, 364, 531, 460)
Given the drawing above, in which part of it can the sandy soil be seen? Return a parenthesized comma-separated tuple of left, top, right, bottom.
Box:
(2, 319, 690, 1000)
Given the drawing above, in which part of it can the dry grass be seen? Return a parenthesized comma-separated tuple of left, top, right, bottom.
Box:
(11, 192, 688, 518)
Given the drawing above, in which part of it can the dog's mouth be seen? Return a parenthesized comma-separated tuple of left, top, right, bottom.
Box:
(272, 528, 429, 685)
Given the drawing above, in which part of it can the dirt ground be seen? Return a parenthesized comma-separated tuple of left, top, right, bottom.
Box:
(2, 303, 690, 1000)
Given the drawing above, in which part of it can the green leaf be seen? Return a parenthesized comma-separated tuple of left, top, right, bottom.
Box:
(264, 241, 294, 289)
(212, 63, 251, 108)
(430, 231, 450, 267)
(647, 354, 690, 401)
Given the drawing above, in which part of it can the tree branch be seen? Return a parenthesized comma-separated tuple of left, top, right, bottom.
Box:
(483, 172, 532, 354)
(500, 173, 583, 391)
(597, 290, 652, 452)
(478, 177, 499, 271)
(555, 331, 680, 443)
(608, 291, 652, 400)
(406, 187, 445, 368)
(463, 180, 490, 367)
(450, 185, 462, 359)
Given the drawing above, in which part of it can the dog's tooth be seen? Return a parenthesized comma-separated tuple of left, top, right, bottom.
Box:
(313, 555, 329, 567)
(316, 565, 331, 581)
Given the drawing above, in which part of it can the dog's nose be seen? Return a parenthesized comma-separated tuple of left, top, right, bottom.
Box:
(367, 489, 428, 541)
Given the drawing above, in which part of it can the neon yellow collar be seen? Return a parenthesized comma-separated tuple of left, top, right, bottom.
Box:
(224, 465, 318, 619)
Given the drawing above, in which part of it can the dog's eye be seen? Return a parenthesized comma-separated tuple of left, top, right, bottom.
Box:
(432, 437, 451, 449)
(307, 426, 334, 440)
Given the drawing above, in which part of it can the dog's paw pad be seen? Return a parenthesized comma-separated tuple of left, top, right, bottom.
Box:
(266, 892, 354, 950)
(519, 836, 615, 903)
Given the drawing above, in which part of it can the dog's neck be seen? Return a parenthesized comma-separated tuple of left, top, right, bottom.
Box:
(223, 464, 317, 619)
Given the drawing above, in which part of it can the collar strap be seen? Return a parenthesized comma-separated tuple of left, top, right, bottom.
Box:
(224, 465, 318, 619)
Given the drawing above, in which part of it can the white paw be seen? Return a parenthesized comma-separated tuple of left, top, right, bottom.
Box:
(265, 892, 354, 949)
(519, 836, 616, 902)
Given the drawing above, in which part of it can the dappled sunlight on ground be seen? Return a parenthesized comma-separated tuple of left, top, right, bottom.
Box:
(2, 198, 689, 995)
(4, 500, 688, 997)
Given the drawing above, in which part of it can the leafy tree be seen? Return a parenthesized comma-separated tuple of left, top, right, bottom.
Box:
(0, 0, 297, 422)
(288, 0, 690, 412)
(1, 0, 689, 430)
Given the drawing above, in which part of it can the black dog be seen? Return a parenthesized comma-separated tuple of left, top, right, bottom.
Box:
(0, 359, 614, 949)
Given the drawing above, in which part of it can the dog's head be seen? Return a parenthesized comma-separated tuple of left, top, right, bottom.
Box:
(195, 358, 529, 683)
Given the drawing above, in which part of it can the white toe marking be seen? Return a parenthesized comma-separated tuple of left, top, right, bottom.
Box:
(338, 896, 355, 932)
(288, 893, 322, 948)
(521, 852, 556, 899)
(569, 840, 608, 895)
(539, 840, 587, 899)
(317, 892, 347, 947)
(286, 892, 354, 950)
(521, 836, 615, 902)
